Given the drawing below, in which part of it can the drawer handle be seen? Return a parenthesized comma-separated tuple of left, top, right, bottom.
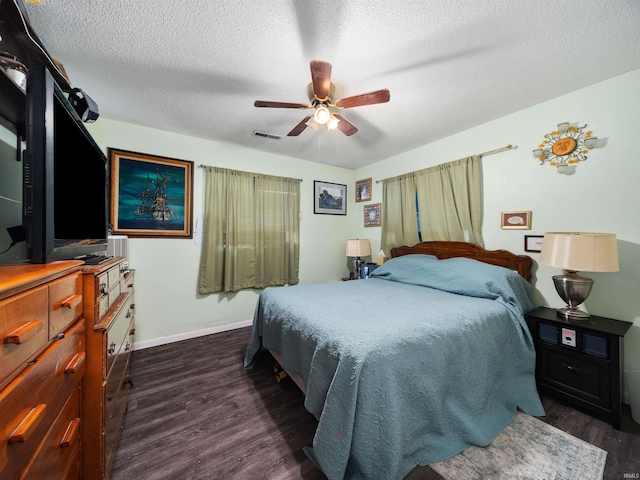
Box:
(3, 320, 43, 345)
(65, 352, 86, 374)
(126, 310, 132, 319)
(60, 418, 80, 448)
(9, 404, 47, 444)
(562, 363, 581, 373)
(125, 342, 131, 352)
(61, 294, 82, 309)
(107, 389, 114, 401)
(108, 342, 117, 355)
(100, 283, 107, 295)
(127, 283, 134, 288)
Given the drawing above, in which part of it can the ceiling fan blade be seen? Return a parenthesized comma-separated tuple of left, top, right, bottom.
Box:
(288, 115, 313, 136)
(254, 100, 309, 109)
(335, 89, 390, 109)
(333, 114, 358, 136)
(310, 60, 332, 100)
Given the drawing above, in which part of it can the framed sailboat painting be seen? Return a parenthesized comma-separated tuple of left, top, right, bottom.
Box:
(109, 148, 193, 238)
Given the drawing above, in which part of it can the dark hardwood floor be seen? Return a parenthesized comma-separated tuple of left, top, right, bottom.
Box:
(111, 327, 640, 480)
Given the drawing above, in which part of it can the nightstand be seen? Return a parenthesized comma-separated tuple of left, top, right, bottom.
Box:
(524, 306, 632, 430)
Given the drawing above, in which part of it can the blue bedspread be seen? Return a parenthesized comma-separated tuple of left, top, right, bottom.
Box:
(244, 255, 544, 479)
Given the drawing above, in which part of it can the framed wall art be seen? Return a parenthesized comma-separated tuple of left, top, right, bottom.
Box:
(524, 235, 544, 252)
(501, 211, 531, 230)
(109, 148, 193, 237)
(314, 180, 347, 215)
(364, 203, 381, 227)
(355, 178, 372, 202)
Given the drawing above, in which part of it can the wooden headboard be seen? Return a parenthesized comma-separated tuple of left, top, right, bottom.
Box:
(390, 241, 533, 281)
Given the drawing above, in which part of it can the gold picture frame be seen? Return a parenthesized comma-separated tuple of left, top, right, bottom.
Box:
(109, 148, 193, 238)
(501, 211, 532, 230)
(355, 178, 372, 202)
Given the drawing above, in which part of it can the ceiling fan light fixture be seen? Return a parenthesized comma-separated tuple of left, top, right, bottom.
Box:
(314, 105, 331, 125)
(327, 114, 340, 131)
(305, 117, 319, 131)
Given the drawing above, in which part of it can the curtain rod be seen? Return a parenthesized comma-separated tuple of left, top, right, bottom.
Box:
(198, 164, 302, 182)
(477, 144, 513, 157)
(375, 144, 514, 184)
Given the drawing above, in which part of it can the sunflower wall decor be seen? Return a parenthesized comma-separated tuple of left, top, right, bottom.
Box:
(532, 122, 598, 174)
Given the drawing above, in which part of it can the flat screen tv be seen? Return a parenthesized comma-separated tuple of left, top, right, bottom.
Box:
(23, 65, 108, 263)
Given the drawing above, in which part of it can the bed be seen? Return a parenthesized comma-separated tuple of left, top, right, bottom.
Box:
(244, 241, 544, 480)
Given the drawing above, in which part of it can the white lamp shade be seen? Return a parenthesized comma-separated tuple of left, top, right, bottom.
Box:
(539, 232, 619, 272)
(346, 239, 371, 257)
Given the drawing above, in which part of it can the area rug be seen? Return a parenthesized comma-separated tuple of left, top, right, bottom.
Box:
(430, 412, 607, 480)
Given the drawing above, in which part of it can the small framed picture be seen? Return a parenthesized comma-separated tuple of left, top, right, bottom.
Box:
(364, 203, 381, 227)
(355, 178, 372, 202)
(501, 211, 532, 230)
(314, 180, 347, 215)
(524, 235, 544, 252)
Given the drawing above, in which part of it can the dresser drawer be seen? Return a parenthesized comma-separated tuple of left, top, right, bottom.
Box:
(104, 359, 131, 478)
(62, 444, 81, 480)
(105, 318, 133, 411)
(0, 286, 49, 388)
(49, 273, 83, 339)
(96, 265, 121, 297)
(105, 296, 133, 376)
(18, 386, 81, 480)
(97, 284, 123, 322)
(120, 270, 134, 294)
(0, 319, 85, 479)
(540, 346, 610, 408)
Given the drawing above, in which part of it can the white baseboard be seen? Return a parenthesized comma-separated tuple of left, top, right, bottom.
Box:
(133, 319, 253, 351)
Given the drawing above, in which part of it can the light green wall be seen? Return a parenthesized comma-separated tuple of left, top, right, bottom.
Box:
(353, 69, 640, 378)
(88, 69, 639, 388)
(86, 120, 358, 346)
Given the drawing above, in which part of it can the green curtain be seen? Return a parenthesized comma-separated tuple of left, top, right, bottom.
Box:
(380, 172, 420, 257)
(415, 155, 483, 245)
(380, 155, 483, 255)
(198, 167, 300, 293)
(253, 174, 300, 288)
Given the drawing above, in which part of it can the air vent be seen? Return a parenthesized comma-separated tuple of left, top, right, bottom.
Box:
(252, 130, 281, 140)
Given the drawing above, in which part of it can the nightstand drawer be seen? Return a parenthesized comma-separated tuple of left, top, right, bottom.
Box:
(540, 347, 610, 408)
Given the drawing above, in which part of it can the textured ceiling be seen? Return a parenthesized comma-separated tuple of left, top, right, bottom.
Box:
(21, 0, 640, 169)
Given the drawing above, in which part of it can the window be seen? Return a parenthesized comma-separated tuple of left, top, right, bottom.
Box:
(198, 167, 300, 293)
(381, 156, 483, 255)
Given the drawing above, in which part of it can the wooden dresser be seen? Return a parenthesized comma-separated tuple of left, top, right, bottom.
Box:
(0, 261, 85, 480)
(81, 257, 135, 480)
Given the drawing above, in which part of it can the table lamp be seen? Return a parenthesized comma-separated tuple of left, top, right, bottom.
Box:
(539, 232, 619, 319)
(346, 239, 371, 279)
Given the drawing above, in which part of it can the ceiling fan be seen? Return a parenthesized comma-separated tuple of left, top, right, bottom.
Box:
(254, 60, 390, 137)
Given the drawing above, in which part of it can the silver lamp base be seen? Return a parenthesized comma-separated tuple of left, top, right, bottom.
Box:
(353, 257, 363, 279)
(552, 271, 594, 319)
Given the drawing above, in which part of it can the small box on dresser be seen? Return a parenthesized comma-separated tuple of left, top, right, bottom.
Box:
(525, 306, 632, 430)
(80, 257, 135, 480)
(0, 261, 85, 480)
